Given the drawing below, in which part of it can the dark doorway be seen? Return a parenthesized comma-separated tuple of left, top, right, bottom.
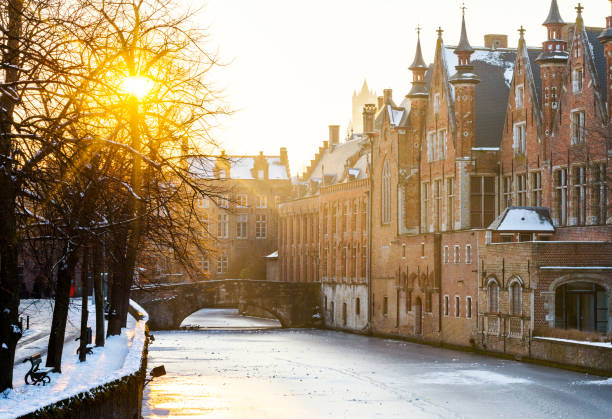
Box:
(555, 282, 608, 333)
(415, 297, 423, 335)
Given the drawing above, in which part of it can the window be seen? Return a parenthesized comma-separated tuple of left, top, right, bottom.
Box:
(200, 256, 209, 273)
(513, 122, 526, 155)
(218, 194, 229, 208)
(434, 180, 441, 231)
(517, 174, 527, 206)
(217, 214, 229, 238)
(503, 176, 513, 209)
(454, 296, 460, 317)
(406, 291, 412, 312)
(255, 215, 267, 238)
(332, 205, 337, 235)
(356, 298, 361, 315)
(352, 201, 358, 232)
(465, 245, 472, 264)
(236, 214, 248, 239)
(555, 168, 568, 226)
(342, 202, 349, 233)
(383, 296, 389, 316)
(422, 183, 429, 231)
(593, 163, 607, 224)
(573, 165, 587, 225)
(510, 281, 521, 315)
(361, 200, 367, 233)
(438, 129, 447, 160)
(341, 247, 347, 279)
(421, 242, 425, 258)
(443, 246, 449, 264)
(216, 254, 228, 274)
(361, 246, 367, 279)
(572, 68, 583, 93)
(427, 131, 435, 162)
(531, 171, 542, 206)
(256, 195, 267, 208)
(454, 245, 460, 263)
(488, 281, 499, 313)
(515, 85, 524, 109)
(402, 244, 406, 259)
(444, 295, 449, 316)
(466, 297, 472, 318)
(570, 110, 585, 144)
(434, 93, 440, 114)
(198, 197, 210, 209)
(322, 206, 328, 235)
(352, 247, 357, 279)
(470, 176, 495, 228)
(555, 282, 608, 333)
(446, 178, 455, 230)
(236, 194, 248, 208)
(382, 159, 391, 224)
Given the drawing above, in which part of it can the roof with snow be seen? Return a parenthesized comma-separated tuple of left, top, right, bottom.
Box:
(443, 46, 516, 148)
(304, 135, 369, 186)
(488, 207, 555, 232)
(189, 156, 290, 180)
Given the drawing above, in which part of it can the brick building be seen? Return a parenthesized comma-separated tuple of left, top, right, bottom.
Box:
(278, 0, 611, 352)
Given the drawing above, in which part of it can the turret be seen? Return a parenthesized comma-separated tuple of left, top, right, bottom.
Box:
(450, 8, 480, 157)
(536, 0, 569, 136)
(407, 27, 429, 99)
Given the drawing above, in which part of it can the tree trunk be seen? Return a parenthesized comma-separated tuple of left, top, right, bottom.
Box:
(78, 247, 90, 362)
(0, 0, 24, 392)
(93, 245, 105, 346)
(46, 245, 78, 372)
(107, 253, 125, 337)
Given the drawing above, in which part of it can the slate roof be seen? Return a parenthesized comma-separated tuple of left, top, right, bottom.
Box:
(543, 0, 564, 25)
(584, 29, 607, 103)
(444, 46, 516, 148)
(526, 48, 543, 109)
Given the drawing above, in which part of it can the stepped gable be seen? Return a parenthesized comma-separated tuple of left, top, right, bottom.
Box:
(189, 155, 290, 180)
(304, 135, 369, 186)
(444, 45, 516, 148)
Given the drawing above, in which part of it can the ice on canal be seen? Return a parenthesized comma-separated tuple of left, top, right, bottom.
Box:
(143, 309, 612, 418)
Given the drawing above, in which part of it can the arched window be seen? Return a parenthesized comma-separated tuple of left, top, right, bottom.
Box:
(555, 281, 608, 332)
(382, 159, 391, 224)
(488, 280, 499, 313)
(510, 281, 522, 315)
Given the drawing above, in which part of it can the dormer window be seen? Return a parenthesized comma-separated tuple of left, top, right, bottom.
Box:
(515, 85, 524, 109)
(572, 68, 583, 93)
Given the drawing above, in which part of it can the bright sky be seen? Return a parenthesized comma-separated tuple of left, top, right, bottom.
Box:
(194, 0, 609, 176)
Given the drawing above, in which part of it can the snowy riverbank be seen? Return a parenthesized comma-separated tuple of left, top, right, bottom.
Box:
(0, 300, 148, 418)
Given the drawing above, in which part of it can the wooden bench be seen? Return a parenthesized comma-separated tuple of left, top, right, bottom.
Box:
(23, 353, 52, 385)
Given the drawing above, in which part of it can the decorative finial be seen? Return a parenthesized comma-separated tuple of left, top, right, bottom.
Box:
(416, 25, 422, 38)
(575, 2, 583, 15)
(518, 25, 526, 38)
(437, 26, 444, 39)
(461, 2, 467, 17)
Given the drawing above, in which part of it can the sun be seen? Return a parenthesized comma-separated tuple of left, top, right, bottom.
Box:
(121, 75, 153, 99)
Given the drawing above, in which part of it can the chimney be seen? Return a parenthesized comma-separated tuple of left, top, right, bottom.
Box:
(383, 89, 392, 104)
(328, 125, 340, 148)
(377, 96, 384, 110)
(280, 147, 288, 166)
(362, 104, 376, 133)
(484, 34, 508, 50)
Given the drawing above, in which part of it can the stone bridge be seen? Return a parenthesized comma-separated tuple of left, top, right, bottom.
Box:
(130, 279, 321, 330)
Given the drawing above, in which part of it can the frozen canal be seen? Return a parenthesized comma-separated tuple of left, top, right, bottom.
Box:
(143, 309, 612, 418)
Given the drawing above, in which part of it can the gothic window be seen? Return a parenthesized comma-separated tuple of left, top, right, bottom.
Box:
(470, 176, 496, 228)
(342, 202, 349, 234)
(570, 110, 585, 144)
(572, 68, 583, 93)
(510, 280, 522, 316)
(573, 165, 587, 225)
(382, 159, 391, 224)
(531, 171, 542, 206)
(488, 280, 499, 313)
(332, 204, 337, 235)
(434, 180, 441, 231)
(438, 129, 447, 160)
(513, 122, 526, 155)
(555, 168, 568, 226)
(361, 200, 367, 233)
(422, 182, 430, 231)
(427, 131, 435, 162)
(236, 214, 248, 239)
(322, 206, 328, 235)
(446, 178, 455, 230)
(515, 85, 524, 109)
(352, 201, 358, 232)
(593, 163, 607, 224)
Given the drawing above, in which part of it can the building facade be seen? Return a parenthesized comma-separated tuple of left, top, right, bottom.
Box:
(278, 0, 612, 352)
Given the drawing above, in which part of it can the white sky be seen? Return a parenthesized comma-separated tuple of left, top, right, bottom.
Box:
(192, 0, 609, 176)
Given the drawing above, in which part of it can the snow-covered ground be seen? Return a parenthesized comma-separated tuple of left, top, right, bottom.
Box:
(0, 299, 146, 418)
(143, 309, 612, 419)
(181, 308, 281, 329)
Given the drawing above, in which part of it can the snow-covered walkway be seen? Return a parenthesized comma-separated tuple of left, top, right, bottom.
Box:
(0, 300, 147, 418)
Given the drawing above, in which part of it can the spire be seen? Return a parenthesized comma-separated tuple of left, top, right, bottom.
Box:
(575, 3, 584, 31)
(409, 27, 427, 70)
(543, 0, 564, 25)
(361, 79, 369, 94)
(455, 9, 474, 54)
